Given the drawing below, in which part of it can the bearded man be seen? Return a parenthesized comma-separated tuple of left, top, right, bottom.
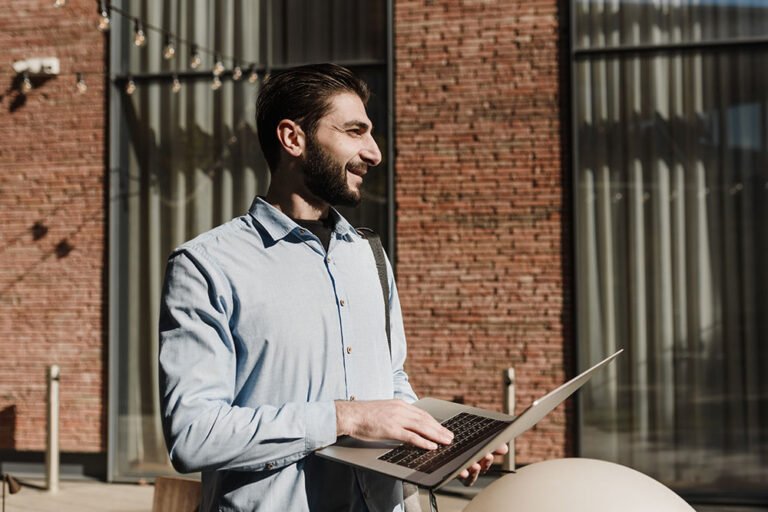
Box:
(158, 63, 502, 512)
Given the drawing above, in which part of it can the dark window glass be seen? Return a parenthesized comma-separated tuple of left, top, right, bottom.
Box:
(573, 2, 768, 503)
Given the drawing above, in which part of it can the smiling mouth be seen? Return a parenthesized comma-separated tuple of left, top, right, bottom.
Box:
(346, 164, 367, 178)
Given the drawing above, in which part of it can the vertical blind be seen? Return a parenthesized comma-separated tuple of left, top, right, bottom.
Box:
(574, 0, 768, 501)
(111, 0, 387, 479)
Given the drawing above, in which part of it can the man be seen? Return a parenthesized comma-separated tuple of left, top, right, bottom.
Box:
(159, 63, 504, 511)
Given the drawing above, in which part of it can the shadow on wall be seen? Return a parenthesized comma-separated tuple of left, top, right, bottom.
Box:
(0, 74, 55, 113)
(0, 405, 16, 449)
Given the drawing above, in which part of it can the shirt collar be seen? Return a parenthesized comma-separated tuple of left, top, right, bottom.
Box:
(248, 197, 361, 243)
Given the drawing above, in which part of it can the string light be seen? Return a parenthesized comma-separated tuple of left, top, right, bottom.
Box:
(52, 3, 268, 96)
(76, 72, 87, 93)
(189, 44, 202, 69)
(97, 1, 110, 32)
(172, 75, 181, 93)
(232, 62, 243, 81)
(212, 54, 225, 77)
(133, 19, 146, 47)
(21, 71, 33, 93)
(163, 34, 176, 60)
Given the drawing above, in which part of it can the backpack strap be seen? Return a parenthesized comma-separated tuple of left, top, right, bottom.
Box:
(356, 228, 391, 358)
(357, 229, 423, 510)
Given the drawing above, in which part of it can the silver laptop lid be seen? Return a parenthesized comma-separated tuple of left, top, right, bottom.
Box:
(429, 348, 624, 489)
(505, 348, 624, 439)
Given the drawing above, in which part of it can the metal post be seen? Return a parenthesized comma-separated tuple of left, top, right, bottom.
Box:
(46, 365, 60, 493)
(503, 368, 516, 471)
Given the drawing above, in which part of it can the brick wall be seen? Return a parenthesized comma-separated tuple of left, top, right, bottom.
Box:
(0, 0, 106, 452)
(394, 0, 571, 463)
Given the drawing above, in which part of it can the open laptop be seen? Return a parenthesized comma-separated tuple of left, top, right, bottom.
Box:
(317, 349, 622, 491)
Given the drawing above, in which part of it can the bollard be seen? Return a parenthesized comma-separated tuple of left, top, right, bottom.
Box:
(46, 365, 60, 493)
(502, 368, 515, 471)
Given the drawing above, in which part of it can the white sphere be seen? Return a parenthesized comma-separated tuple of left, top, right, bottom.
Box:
(464, 458, 695, 512)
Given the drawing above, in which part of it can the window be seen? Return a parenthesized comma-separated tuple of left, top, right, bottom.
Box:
(107, 0, 390, 480)
(573, 0, 768, 504)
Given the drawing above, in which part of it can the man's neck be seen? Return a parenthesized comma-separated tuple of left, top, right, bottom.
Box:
(264, 176, 330, 221)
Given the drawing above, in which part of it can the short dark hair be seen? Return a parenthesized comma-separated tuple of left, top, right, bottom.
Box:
(256, 63, 370, 171)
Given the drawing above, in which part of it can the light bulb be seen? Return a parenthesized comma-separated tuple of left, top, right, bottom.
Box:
(98, 10, 110, 31)
(76, 73, 87, 93)
(211, 75, 222, 91)
(134, 19, 146, 47)
(213, 55, 225, 77)
(232, 64, 243, 81)
(248, 66, 258, 84)
(190, 45, 201, 69)
(21, 72, 32, 93)
(126, 77, 137, 95)
(172, 75, 181, 93)
(163, 36, 176, 60)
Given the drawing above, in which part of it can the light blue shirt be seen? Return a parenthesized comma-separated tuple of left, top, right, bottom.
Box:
(159, 197, 417, 511)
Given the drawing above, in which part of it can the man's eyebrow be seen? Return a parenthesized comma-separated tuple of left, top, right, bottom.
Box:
(341, 120, 372, 132)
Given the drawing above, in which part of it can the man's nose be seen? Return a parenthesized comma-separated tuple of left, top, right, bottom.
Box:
(361, 134, 382, 167)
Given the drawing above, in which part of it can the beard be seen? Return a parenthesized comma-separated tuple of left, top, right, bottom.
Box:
(302, 135, 362, 207)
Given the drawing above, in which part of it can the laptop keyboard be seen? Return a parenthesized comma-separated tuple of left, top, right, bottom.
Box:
(378, 412, 511, 474)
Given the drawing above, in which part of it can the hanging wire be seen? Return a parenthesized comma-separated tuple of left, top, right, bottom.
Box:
(43, 1, 266, 96)
(107, 3, 260, 74)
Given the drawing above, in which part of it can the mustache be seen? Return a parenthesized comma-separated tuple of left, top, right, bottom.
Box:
(346, 162, 368, 174)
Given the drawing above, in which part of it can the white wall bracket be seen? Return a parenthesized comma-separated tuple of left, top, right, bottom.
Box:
(12, 57, 60, 76)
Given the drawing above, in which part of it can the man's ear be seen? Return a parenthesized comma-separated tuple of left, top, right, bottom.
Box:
(276, 119, 306, 158)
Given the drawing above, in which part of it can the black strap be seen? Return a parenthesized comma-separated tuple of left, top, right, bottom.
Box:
(429, 489, 439, 512)
(356, 228, 391, 357)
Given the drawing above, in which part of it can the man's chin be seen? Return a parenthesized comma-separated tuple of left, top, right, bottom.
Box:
(335, 193, 361, 208)
(333, 187, 361, 207)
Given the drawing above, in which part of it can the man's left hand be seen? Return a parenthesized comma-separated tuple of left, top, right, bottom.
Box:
(458, 443, 509, 486)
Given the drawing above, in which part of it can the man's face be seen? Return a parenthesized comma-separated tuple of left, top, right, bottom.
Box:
(301, 92, 382, 207)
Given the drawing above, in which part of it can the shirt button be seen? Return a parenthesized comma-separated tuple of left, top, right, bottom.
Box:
(265, 463, 274, 470)
(299, 228, 306, 234)
(326, 256, 332, 263)
(339, 299, 346, 307)
(346, 346, 352, 354)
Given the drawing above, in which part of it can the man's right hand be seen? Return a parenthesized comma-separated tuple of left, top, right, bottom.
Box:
(335, 399, 454, 450)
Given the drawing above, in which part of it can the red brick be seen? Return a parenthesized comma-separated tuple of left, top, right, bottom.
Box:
(394, 0, 570, 464)
(0, 0, 106, 452)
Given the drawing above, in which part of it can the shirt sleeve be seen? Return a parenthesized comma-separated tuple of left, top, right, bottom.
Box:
(158, 248, 338, 474)
(384, 255, 419, 404)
